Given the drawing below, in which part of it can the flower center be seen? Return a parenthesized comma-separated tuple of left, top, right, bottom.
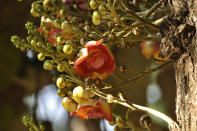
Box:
(88, 52, 104, 69)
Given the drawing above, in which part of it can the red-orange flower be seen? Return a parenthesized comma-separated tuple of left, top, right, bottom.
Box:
(38, 23, 62, 46)
(140, 41, 160, 59)
(70, 100, 113, 121)
(74, 39, 115, 79)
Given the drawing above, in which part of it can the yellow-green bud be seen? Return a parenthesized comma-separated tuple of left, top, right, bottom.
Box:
(54, 19, 61, 28)
(30, 39, 36, 46)
(89, 0, 97, 10)
(43, 60, 53, 70)
(30, 8, 39, 17)
(56, 77, 66, 88)
(37, 42, 42, 47)
(92, 11, 101, 25)
(98, 4, 106, 15)
(57, 64, 64, 72)
(37, 53, 45, 61)
(61, 21, 72, 33)
(62, 97, 77, 112)
(57, 89, 65, 97)
(63, 45, 73, 54)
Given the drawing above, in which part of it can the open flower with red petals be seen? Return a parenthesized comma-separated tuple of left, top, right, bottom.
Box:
(38, 23, 62, 46)
(74, 39, 115, 80)
(70, 100, 113, 121)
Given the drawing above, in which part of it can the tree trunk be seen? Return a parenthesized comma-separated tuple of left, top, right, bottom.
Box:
(161, 0, 197, 130)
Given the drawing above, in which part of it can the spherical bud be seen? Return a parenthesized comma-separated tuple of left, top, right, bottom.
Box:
(57, 89, 65, 97)
(30, 8, 39, 17)
(37, 42, 42, 47)
(92, 11, 101, 25)
(98, 4, 106, 15)
(56, 36, 64, 45)
(140, 115, 152, 128)
(30, 39, 36, 46)
(43, 60, 53, 70)
(59, 9, 66, 17)
(61, 21, 72, 33)
(54, 19, 61, 28)
(37, 53, 45, 61)
(116, 116, 124, 127)
(89, 0, 97, 10)
(56, 77, 66, 88)
(63, 45, 73, 55)
(57, 64, 64, 72)
(62, 97, 77, 112)
(73, 86, 95, 104)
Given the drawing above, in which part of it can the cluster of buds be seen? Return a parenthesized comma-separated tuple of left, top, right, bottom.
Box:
(61, 86, 113, 121)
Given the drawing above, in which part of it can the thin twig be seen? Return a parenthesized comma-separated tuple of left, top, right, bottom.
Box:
(107, 61, 172, 91)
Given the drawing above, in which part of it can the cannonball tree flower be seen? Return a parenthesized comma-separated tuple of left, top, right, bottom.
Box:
(38, 23, 62, 46)
(140, 41, 160, 59)
(74, 39, 115, 80)
(70, 100, 113, 121)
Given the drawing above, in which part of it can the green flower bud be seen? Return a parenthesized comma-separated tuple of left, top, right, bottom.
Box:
(21, 47, 26, 51)
(63, 45, 73, 54)
(59, 9, 66, 17)
(57, 64, 64, 72)
(37, 53, 45, 61)
(92, 11, 101, 25)
(61, 21, 72, 33)
(30, 8, 39, 17)
(37, 42, 42, 47)
(43, 60, 53, 70)
(57, 89, 65, 97)
(54, 19, 61, 28)
(30, 39, 36, 46)
(90, 0, 97, 10)
(56, 77, 66, 88)
(98, 4, 106, 15)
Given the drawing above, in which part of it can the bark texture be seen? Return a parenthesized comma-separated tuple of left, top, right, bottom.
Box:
(161, 0, 197, 130)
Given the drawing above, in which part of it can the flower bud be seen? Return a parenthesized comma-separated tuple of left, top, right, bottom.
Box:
(89, 0, 97, 10)
(30, 39, 36, 46)
(92, 11, 101, 25)
(62, 97, 77, 112)
(57, 89, 65, 97)
(98, 4, 106, 15)
(73, 86, 95, 104)
(43, 60, 53, 70)
(37, 53, 45, 61)
(30, 8, 39, 17)
(56, 77, 66, 88)
(61, 21, 72, 33)
(57, 64, 64, 72)
(63, 45, 73, 54)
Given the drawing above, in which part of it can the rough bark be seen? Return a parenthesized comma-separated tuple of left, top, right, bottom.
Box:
(161, 0, 197, 130)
